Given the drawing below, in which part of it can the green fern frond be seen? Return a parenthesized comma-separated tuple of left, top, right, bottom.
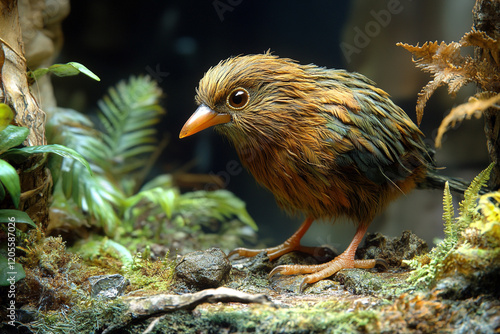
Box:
(97, 75, 164, 177)
(442, 181, 455, 237)
(125, 187, 178, 221)
(47, 77, 165, 236)
(407, 164, 495, 288)
(458, 163, 494, 226)
(177, 190, 257, 231)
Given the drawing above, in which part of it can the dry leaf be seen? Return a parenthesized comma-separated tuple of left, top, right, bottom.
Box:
(397, 41, 473, 125)
(435, 92, 500, 147)
(398, 29, 499, 126)
(461, 28, 500, 65)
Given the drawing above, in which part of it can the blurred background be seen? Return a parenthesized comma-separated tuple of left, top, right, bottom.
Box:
(45, 0, 487, 251)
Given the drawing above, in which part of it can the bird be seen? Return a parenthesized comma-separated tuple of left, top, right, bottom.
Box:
(179, 52, 466, 291)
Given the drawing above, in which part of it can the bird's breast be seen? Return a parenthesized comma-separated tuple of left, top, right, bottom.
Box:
(235, 140, 355, 219)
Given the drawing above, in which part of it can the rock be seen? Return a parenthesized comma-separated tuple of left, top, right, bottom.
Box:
(336, 269, 385, 295)
(336, 269, 412, 298)
(88, 274, 129, 299)
(435, 265, 500, 300)
(17, 304, 38, 324)
(175, 248, 231, 291)
(356, 230, 428, 268)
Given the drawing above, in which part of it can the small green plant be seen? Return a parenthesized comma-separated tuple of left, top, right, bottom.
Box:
(0, 63, 97, 286)
(405, 163, 494, 287)
(27, 61, 101, 83)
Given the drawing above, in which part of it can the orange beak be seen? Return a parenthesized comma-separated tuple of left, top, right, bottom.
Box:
(179, 104, 231, 138)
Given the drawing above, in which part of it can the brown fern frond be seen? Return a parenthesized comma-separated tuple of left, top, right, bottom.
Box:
(461, 28, 500, 66)
(435, 92, 500, 147)
(397, 41, 474, 125)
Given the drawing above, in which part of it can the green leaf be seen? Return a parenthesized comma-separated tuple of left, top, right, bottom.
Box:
(126, 187, 178, 219)
(0, 125, 29, 155)
(29, 62, 100, 81)
(0, 209, 36, 228)
(4, 144, 93, 176)
(0, 160, 20, 208)
(178, 190, 258, 230)
(0, 104, 14, 132)
(140, 174, 173, 191)
(104, 239, 133, 268)
(459, 163, 494, 219)
(0, 181, 5, 202)
(442, 181, 455, 236)
(46, 76, 164, 237)
(0, 254, 25, 286)
(97, 76, 165, 176)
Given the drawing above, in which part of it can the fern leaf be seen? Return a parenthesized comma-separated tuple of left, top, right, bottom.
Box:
(177, 190, 258, 230)
(398, 29, 500, 125)
(46, 76, 165, 237)
(442, 181, 455, 237)
(459, 163, 494, 219)
(397, 41, 472, 125)
(435, 93, 500, 147)
(97, 75, 165, 176)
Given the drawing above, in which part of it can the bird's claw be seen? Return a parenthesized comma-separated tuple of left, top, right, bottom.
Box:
(299, 277, 309, 293)
(268, 265, 286, 279)
(270, 265, 311, 292)
(228, 247, 264, 259)
(227, 248, 241, 258)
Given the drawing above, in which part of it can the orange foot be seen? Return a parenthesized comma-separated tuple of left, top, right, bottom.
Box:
(269, 223, 385, 291)
(229, 217, 321, 261)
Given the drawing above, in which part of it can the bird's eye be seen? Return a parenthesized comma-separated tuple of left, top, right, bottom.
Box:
(227, 88, 249, 110)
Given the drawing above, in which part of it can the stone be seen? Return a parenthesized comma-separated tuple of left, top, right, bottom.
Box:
(88, 274, 129, 299)
(356, 230, 428, 268)
(175, 247, 231, 291)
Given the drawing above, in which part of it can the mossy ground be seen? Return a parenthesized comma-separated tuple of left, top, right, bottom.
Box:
(4, 232, 498, 334)
(2, 191, 500, 333)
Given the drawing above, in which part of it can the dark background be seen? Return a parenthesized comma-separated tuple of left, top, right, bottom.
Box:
(52, 0, 488, 251)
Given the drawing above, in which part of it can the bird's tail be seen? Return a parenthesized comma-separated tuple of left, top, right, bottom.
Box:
(417, 170, 488, 196)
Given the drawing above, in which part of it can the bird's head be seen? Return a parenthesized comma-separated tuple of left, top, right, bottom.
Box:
(179, 53, 322, 145)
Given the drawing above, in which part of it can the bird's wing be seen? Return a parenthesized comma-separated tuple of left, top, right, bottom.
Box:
(318, 71, 428, 185)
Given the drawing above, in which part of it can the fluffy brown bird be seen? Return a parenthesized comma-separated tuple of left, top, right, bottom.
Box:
(180, 53, 462, 291)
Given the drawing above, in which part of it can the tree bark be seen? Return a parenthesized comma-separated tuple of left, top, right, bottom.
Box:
(473, 0, 500, 190)
(0, 0, 50, 229)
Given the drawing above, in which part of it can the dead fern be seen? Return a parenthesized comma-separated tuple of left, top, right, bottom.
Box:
(397, 28, 500, 145)
(435, 92, 500, 147)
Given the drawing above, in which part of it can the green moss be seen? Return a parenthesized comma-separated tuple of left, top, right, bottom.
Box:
(200, 303, 379, 334)
(71, 235, 175, 292)
(127, 301, 380, 334)
(29, 297, 128, 334)
(337, 269, 412, 298)
(125, 251, 175, 292)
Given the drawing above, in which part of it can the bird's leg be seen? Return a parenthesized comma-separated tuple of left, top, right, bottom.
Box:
(269, 222, 377, 291)
(229, 217, 326, 260)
